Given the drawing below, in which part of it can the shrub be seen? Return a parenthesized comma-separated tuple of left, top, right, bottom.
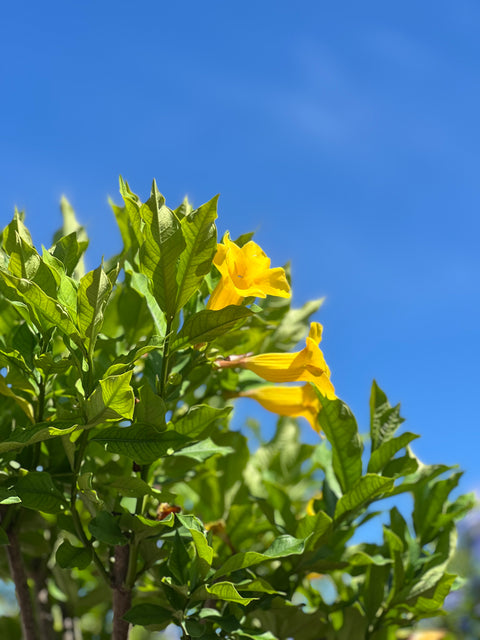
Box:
(0, 180, 472, 639)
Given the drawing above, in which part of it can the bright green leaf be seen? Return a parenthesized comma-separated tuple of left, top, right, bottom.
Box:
(77, 265, 113, 357)
(316, 394, 363, 494)
(176, 195, 218, 311)
(368, 432, 419, 474)
(86, 371, 135, 425)
(334, 474, 394, 519)
(172, 306, 253, 351)
(139, 181, 186, 320)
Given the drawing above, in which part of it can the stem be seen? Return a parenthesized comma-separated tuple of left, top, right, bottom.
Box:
(112, 545, 132, 640)
(125, 543, 138, 589)
(37, 375, 46, 423)
(159, 319, 173, 397)
(5, 523, 39, 640)
(70, 433, 110, 585)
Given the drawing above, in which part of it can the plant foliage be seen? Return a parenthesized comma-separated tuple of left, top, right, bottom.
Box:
(0, 181, 472, 640)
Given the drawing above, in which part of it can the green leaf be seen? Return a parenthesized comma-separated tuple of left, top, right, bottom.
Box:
(176, 195, 218, 311)
(334, 474, 394, 519)
(370, 381, 404, 452)
(118, 176, 144, 251)
(86, 371, 135, 424)
(413, 471, 462, 543)
(363, 564, 389, 620)
(125, 263, 167, 336)
(213, 535, 305, 579)
(53, 196, 89, 279)
(88, 512, 127, 545)
(2, 211, 33, 254)
(296, 511, 332, 549)
(172, 306, 253, 351)
(123, 603, 173, 627)
(51, 231, 89, 278)
(91, 424, 190, 464)
(109, 476, 164, 499)
(0, 421, 77, 453)
(268, 298, 324, 351)
(0, 488, 21, 505)
(134, 382, 166, 429)
(193, 582, 257, 606)
(172, 404, 232, 438)
(15, 471, 65, 514)
(77, 265, 113, 357)
(316, 394, 363, 493)
(408, 572, 456, 614)
(0, 527, 9, 545)
(190, 529, 214, 579)
(367, 432, 419, 474)
(104, 337, 164, 378)
(171, 437, 233, 463)
(0, 375, 34, 423)
(0, 270, 81, 347)
(41, 247, 78, 308)
(168, 530, 190, 583)
(139, 181, 186, 320)
(56, 540, 92, 570)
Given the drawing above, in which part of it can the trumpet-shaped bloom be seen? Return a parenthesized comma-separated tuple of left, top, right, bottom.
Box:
(240, 383, 322, 431)
(207, 232, 291, 311)
(218, 322, 335, 398)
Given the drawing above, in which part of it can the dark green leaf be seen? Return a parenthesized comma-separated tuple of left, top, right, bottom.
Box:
(0, 421, 77, 453)
(88, 512, 127, 545)
(15, 471, 65, 514)
(92, 424, 190, 464)
(172, 404, 232, 438)
(367, 432, 419, 474)
(56, 540, 92, 569)
(370, 381, 404, 452)
(123, 603, 173, 627)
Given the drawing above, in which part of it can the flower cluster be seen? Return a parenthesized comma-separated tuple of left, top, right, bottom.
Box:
(209, 234, 334, 432)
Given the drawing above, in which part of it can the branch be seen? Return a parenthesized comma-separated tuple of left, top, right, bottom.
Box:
(112, 545, 132, 640)
(6, 523, 39, 640)
(30, 559, 55, 640)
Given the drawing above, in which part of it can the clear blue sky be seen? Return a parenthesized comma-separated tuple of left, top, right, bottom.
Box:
(1, 1, 479, 491)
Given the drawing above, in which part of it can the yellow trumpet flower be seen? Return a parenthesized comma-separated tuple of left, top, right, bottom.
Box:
(207, 232, 291, 310)
(240, 384, 322, 431)
(217, 322, 335, 398)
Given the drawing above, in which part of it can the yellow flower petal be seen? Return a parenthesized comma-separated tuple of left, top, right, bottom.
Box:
(240, 384, 322, 431)
(238, 322, 335, 398)
(207, 232, 290, 310)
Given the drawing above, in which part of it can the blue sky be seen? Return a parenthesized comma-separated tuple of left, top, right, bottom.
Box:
(1, 1, 479, 490)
